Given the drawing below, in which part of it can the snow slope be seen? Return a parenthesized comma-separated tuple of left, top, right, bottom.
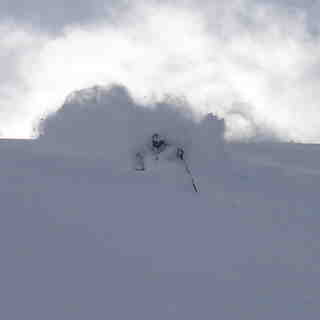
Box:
(1, 86, 319, 319)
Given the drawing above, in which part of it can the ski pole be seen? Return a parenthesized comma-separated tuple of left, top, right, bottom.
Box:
(183, 159, 199, 193)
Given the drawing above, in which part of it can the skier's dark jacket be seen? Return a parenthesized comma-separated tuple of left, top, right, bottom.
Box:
(152, 139, 166, 150)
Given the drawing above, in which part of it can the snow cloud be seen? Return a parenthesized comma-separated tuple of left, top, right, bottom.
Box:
(38, 85, 226, 170)
(1, 0, 320, 142)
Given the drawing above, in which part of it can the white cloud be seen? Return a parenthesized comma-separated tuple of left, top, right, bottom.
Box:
(1, 1, 320, 142)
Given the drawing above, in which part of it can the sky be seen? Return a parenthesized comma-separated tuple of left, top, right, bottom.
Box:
(1, 0, 320, 142)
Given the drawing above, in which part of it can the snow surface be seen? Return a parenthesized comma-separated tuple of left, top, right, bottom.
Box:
(1, 86, 319, 319)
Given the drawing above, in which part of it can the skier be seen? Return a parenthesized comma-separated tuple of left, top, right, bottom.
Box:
(136, 135, 198, 191)
(136, 134, 187, 168)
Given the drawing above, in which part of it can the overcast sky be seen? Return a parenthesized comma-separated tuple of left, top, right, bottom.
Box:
(1, 0, 320, 141)
(0, 0, 318, 32)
